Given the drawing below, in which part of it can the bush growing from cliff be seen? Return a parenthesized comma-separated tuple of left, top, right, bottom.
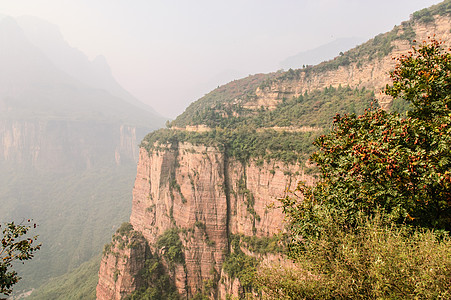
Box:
(125, 256, 179, 300)
(222, 235, 258, 296)
(125, 229, 184, 300)
(156, 228, 184, 266)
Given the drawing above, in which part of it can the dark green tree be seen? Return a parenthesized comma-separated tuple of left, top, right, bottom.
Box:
(0, 221, 41, 297)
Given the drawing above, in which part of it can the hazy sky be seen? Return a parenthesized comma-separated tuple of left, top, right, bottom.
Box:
(0, 0, 443, 118)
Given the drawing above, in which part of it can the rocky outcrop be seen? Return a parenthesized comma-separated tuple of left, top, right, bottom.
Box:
(96, 225, 149, 300)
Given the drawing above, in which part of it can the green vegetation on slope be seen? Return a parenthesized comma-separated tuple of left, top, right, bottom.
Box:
(173, 85, 374, 129)
(124, 228, 183, 300)
(26, 255, 100, 300)
(125, 256, 179, 300)
(222, 235, 259, 295)
(221, 234, 285, 299)
(172, 73, 275, 128)
(0, 164, 134, 292)
(248, 86, 374, 128)
(258, 214, 451, 299)
(412, 0, 451, 24)
(156, 228, 184, 266)
(143, 86, 374, 164)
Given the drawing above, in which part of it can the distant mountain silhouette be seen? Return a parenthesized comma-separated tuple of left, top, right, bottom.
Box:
(280, 37, 365, 70)
(0, 16, 165, 126)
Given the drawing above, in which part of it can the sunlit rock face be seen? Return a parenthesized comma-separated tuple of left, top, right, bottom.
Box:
(97, 143, 310, 299)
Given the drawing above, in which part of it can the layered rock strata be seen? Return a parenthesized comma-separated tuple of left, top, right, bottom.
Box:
(96, 227, 148, 300)
(97, 142, 310, 299)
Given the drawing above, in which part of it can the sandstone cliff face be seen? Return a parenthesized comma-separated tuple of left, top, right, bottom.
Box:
(96, 227, 149, 300)
(128, 143, 308, 296)
(97, 143, 311, 299)
(130, 143, 228, 297)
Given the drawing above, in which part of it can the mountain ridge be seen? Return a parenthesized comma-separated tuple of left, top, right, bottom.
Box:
(16, 15, 164, 118)
(280, 37, 365, 70)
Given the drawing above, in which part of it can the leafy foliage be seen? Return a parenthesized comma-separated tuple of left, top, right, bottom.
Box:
(237, 234, 284, 255)
(0, 221, 40, 296)
(156, 228, 184, 266)
(412, 0, 451, 24)
(103, 222, 146, 258)
(116, 222, 134, 237)
(222, 235, 258, 295)
(142, 127, 318, 165)
(26, 255, 100, 300)
(142, 86, 373, 164)
(125, 229, 184, 300)
(249, 86, 374, 128)
(386, 39, 451, 121)
(125, 256, 179, 300)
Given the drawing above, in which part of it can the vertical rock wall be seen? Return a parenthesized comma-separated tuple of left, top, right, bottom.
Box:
(96, 228, 149, 300)
(97, 143, 309, 299)
(0, 119, 140, 170)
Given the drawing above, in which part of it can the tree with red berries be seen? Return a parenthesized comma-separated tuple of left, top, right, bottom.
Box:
(282, 39, 451, 242)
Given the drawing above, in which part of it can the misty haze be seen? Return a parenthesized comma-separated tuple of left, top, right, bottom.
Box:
(0, 1, 450, 299)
